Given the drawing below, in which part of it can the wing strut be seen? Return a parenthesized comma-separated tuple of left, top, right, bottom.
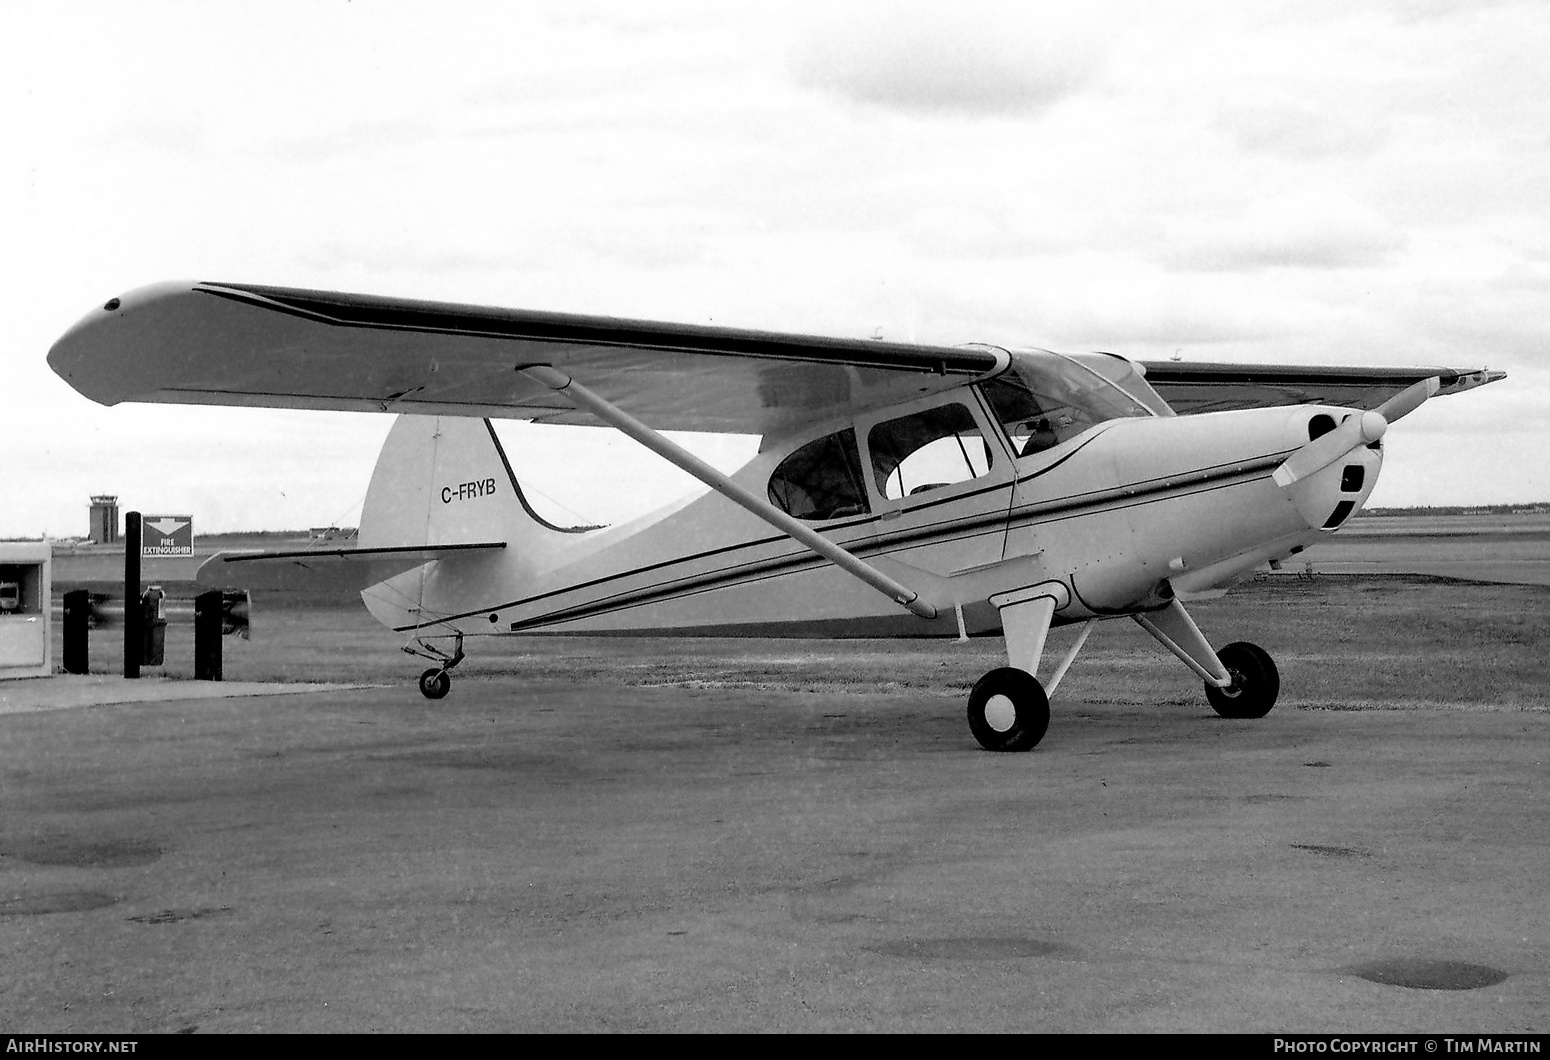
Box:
(520, 365, 937, 620)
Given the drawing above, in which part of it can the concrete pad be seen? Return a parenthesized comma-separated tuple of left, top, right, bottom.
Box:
(0, 677, 1545, 1033)
(0, 673, 368, 714)
(1306, 514, 1550, 586)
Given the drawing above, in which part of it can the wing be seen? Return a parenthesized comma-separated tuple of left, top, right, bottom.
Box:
(48, 282, 1008, 436)
(1139, 360, 1505, 418)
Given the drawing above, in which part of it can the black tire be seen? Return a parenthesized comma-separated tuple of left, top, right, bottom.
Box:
(966, 667, 1050, 752)
(1205, 642, 1279, 719)
(419, 668, 451, 700)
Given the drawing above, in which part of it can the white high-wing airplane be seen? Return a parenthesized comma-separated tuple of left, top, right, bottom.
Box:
(49, 282, 1504, 750)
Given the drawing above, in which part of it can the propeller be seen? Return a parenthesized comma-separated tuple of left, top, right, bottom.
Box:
(1372, 374, 1440, 423)
(1272, 377, 1439, 488)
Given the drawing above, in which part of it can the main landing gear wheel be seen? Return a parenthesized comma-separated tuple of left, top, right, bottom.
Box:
(967, 667, 1050, 752)
(419, 668, 452, 700)
(1205, 642, 1279, 719)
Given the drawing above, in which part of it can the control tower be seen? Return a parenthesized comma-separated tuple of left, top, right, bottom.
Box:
(89, 495, 120, 544)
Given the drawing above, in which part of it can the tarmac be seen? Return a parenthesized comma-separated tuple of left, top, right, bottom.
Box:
(0, 674, 367, 714)
(1, 671, 1546, 1033)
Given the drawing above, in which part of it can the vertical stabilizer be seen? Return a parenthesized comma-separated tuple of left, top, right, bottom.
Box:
(361, 416, 524, 550)
(357, 415, 580, 633)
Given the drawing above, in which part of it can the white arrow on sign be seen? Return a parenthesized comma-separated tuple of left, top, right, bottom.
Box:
(147, 519, 189, 537)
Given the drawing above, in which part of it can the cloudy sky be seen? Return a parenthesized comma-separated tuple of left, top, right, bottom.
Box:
(5, 0, 1547, 538)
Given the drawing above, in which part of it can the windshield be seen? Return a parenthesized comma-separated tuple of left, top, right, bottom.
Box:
(1063, 352, 1175, 418)
(980, 350, 1154, 458)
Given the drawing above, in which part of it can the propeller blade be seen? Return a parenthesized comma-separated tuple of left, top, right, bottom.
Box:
(1273, 410, 1387, 488)
(1374, 376, 1440, 423)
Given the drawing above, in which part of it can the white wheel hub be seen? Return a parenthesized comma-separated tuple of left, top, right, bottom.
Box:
(983, 694, 1017, 732)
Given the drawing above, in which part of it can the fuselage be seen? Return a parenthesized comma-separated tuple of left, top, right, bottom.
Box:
(361, 352, 1382, 640)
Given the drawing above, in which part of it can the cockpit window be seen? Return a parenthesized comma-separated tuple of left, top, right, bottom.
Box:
(867, 403, 993, 501)
(768, 428, 871, 521)
(981, 351, 1154, 458)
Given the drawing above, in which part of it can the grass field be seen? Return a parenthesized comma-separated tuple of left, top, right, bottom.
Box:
(36, 510, 1550, 714)
(48, 575, 1550, 716)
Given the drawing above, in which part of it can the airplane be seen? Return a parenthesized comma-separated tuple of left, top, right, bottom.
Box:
(47, 281, 1505, 751)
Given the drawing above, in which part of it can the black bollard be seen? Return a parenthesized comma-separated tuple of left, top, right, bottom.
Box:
(194, 589, 223, 681)
(62, 589, 89, 674)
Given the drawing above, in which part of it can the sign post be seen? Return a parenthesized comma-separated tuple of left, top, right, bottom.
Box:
(123, 511, 141, 679)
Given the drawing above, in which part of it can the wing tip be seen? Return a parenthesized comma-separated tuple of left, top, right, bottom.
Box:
(1438, 368, 1507, 397)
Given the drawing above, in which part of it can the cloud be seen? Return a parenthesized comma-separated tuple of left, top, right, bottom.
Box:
(13, 1, 1550, 532)
(1161, 194, 1407, 272)
(899, 199, 1090, 259)
(274, 117, 444, 162)
(1384, 0, 1525, 24)
(89, 117, 210, 157)
(293, 242, 523, 278)
(786, 1, 1109, 115)
(878, 250, 1305, 354)
(1215, 99, 1390, 160)
(1401, 278, 1550, 369)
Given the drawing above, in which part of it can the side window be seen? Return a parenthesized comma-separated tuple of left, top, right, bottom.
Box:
(867, 403, 992, 501)
(767, 428, 871, 521)
(981, 376, 1057, 457)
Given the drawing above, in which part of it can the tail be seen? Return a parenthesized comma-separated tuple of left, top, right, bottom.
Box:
(358, 415, 583, 633)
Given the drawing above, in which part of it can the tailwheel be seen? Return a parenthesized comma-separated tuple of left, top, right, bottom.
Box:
(404, 630, 463, 700)
(1205, 642, 1279, 719)
(967, 667, 1050, 752)
(418, 668, 452, 700)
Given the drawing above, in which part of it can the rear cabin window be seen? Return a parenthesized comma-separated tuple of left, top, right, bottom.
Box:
(767, 428, 871, 521)
(867, 403, 993, 501)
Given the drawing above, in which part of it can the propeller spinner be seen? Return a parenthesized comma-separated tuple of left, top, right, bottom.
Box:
(1271, 376, 1439, 488)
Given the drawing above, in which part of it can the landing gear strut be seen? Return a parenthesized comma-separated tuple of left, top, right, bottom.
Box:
(1132, 600, 1281, 719)
(970, 588, 1284, 750)
(969, 589, 1075, 751)
(405, 630, 465, 700)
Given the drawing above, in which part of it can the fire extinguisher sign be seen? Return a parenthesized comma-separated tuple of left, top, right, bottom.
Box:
(142, 515, 194, 556)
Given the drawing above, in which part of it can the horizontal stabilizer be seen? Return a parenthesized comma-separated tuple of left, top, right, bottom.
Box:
(197, 542, 506, 592)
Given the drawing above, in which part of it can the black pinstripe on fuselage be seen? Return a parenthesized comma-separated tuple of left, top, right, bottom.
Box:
(393, 442, 1294, 634)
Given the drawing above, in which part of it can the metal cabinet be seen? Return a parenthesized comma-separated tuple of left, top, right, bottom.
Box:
(0, 543, 51, 679)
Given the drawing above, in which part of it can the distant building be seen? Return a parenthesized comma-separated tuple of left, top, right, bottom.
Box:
(309, 526, 358, 541)
(88, 495, 119, 544)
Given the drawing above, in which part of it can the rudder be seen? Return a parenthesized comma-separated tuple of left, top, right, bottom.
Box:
(360, 415, 528, 550)
(358, 415, 577, 632)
